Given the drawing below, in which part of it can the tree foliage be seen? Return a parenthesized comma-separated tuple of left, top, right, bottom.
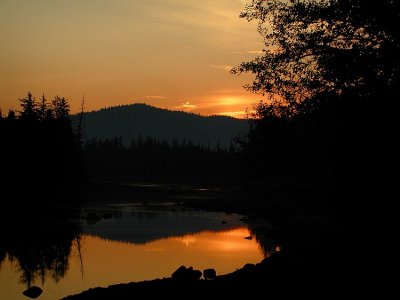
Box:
(0, 92, 84, 205)
(84, 136, 240, 180)
(52, 95, 70, 120)
(18, 91, 38, 121)
(232, 0, 400, 109)
(232, 0, 399, 182)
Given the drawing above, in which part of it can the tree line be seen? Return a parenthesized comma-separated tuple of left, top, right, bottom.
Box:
(0, 92, 84, 205)
(84, 135, 240, 180)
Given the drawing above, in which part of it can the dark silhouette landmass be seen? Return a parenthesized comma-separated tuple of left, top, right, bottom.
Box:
(73, 103, 248, 149)
(83, 135, 240, 180)
(0, 92, 85, 206)
(61, 254, 299, 299)
(61, 249, 341, 299)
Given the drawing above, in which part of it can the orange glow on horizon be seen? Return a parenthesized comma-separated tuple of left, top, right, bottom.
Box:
(0, 0, 264, 118)
(165, 92, 260, 119)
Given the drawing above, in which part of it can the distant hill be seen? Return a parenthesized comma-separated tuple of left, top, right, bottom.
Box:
(74, 104, 249, 148)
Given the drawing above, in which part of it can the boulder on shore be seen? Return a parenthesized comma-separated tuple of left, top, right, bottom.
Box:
(203, 268, 217, 280)
(171, 266, 202, 281)
(23, 286, 43, 299)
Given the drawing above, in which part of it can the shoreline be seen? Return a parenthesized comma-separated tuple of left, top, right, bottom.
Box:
(60, 179, 341, 299)
(61, 253, 288, 299)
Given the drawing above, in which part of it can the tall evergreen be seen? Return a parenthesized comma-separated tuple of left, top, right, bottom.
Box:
(37, 94, 48, 121)
(3, 92, 84, 206)
(18, 92, 38, 122)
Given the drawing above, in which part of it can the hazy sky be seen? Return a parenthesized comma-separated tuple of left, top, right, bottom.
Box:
(0, 0, 263, 117)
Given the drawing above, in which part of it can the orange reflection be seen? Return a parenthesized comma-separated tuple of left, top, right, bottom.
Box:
(171, 228, 256, 253)
(80, 228, 263, 284)
(0, 227, 263, 300)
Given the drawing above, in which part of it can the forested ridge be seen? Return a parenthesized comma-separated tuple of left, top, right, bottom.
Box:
(74, 103, 248, 149)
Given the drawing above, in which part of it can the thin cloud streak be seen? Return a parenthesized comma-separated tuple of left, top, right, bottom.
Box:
(210, 65, 233, 72)
(145, 95, 167, 99)
(175, 101, 197, 109)
(246, 50, 263, 54)
(232, 50, 263, 55)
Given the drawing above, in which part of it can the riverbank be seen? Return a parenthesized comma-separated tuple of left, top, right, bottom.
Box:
(63, 248, 341, 299)
(61, 179, 345, 299)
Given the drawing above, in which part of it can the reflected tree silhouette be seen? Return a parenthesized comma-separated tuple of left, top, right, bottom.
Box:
(0, 216, 81, 288)
(248, 225, 278, 258)
(0, 248, 6, 266)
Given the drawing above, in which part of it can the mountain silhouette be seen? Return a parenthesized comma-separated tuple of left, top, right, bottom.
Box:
(75, 103, 249, 148)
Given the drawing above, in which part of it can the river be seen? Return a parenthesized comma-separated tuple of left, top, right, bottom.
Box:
(0, 200, 270, 300)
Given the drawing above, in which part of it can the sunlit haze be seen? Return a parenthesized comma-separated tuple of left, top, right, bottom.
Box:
(0, 0, 263, 118)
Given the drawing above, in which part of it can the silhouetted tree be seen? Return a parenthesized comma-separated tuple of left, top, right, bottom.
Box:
(18, 91, 38, 122)
(233, 0, 399, 181)
(3, 92, 84, 206)
(232, 5, 396, 278)
(232, 0, 399, 109)
(6, 109, 16, 121)
(52, 96, 70, 120)
(37, 94, 48, 121)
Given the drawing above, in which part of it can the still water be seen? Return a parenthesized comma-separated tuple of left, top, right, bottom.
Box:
(0, 203, 266, 300)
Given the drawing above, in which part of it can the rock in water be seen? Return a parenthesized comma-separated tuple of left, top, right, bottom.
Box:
(23, 286, 43, 298)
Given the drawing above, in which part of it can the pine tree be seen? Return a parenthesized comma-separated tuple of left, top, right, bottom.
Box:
(38, 94, 48, 121)
(52, 96, 70, 120)
(19, 92, 37, 122)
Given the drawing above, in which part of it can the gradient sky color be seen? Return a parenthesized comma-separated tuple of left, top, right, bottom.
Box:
(0, 0, 263, 118)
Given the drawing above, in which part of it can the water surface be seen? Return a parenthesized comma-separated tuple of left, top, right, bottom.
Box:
(0, 204, 266, 300)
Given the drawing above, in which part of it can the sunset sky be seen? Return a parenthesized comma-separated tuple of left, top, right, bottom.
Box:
(0, 0, 263, 118)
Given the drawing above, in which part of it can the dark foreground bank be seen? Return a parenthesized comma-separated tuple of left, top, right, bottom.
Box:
(62, 250, 336, 299)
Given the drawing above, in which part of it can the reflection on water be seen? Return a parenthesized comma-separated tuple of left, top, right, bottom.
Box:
(81, 204, 246, 244)
(0, 204, 270, 300)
